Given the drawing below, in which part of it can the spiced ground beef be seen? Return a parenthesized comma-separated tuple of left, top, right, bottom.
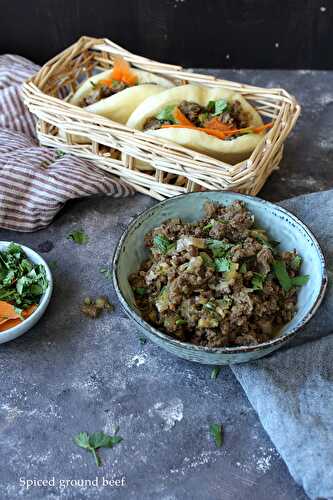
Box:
(130, 201, 308, 347)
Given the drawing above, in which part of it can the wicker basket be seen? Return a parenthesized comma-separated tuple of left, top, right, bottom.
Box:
(22, 36, 300, 200)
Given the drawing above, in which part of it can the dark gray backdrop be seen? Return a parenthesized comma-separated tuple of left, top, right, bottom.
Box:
(0, 0, 331, 68)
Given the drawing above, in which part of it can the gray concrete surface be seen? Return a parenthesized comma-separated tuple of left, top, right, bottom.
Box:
(1, 69, 332, 500)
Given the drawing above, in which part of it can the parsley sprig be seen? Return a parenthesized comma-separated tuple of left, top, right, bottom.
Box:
(74, 429, 122, 467)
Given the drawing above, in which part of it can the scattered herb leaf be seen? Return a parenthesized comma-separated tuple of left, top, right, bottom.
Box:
(100, 267, 112, 280)
(203, 222, 214, 231)
(55, 150, 66, 159)
(134, 287, 147, 296)
(210, 423, 223, 448)
(74, 429, 122, 467)
(211, 367, 221, 379)
(68, 230, 89, 245)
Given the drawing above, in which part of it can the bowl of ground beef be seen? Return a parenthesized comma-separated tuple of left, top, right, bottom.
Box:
(113, 192, 327, 364)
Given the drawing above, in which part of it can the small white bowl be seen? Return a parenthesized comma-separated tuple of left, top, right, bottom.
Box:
(0, 242, 53, 344)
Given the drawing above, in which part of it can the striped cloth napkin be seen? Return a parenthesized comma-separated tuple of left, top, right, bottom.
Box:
(0, 54, 134, 232)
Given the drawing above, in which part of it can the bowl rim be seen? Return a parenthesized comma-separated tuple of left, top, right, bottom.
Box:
(113, 191, 328, 354)
(0, 241, 53, 336)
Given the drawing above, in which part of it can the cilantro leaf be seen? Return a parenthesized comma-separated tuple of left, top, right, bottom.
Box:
(273, 260, 292, 291)
(251, 272, 266, 290)
(211, 367, 221, 379)
(210, 423, 223, 448)
(291, 275, 310, 287)
(214, 257, 231, 272)
(212, 99, 229, 116)
(74, 432, 90, 449)
(153, 234, 173, 254)
(134, 287, 147, 296)
(68, 230, 89, 245)
(156, 105, 176, 123)
(207, 239, 233, 258)
(74, 429, 122, 467)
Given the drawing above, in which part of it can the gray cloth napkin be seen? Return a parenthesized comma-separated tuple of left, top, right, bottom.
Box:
(232, 188, 333, 500)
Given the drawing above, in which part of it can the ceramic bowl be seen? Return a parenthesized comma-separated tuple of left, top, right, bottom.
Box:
(0, 242, 53, 344)
(113, 192, 327, 364)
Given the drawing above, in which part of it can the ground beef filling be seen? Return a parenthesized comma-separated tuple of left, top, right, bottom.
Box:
(143, 99, 250, 136)
(130, 201, 306, 348)
(80, 80, 128, 107)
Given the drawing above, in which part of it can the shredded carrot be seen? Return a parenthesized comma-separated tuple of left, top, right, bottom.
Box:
(161, 121, 273, 140)
(0, 301, 20, 321)
(0, 304, 37, 332)
(111, 55, 138, 86)
(173, 107, 194, 127)
(203, 116, 234, 131)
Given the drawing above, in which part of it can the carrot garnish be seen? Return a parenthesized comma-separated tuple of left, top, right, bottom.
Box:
(203, 116, 234, 132)
(0, 303, 37, 332)
(111, 55, 138, 86)
(173, 107, 194, 127)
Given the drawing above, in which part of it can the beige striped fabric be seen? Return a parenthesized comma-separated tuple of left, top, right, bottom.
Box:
(0, 54, 134, 232)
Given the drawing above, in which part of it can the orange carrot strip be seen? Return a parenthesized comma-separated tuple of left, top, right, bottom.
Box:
(203, 116, 233, 131)
(0, 304, 37, 333)
(111, 55, 138, 86)
(173, 107, 194, 127)
(0, 301, 20, 321)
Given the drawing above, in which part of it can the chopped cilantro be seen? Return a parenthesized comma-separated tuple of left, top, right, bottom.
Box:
(68, 230, 89, 245)
(0, 243, 48, 309)
(175, 318, 187, 326)
(134, 287, 147, 296)
(251, 272, 266, 290)
(156, 105, 176, 123)
(212, 98, 229, 116)
(214, 257, 231, 273)
(291, 275, 310, 287)
(207, 239, 233, 258)
(210, 423, 223, 448)
(153, 234, 174, 254)
(211, 367, 221, 379)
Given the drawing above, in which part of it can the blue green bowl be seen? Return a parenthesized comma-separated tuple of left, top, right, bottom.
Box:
(113, 192, 327, 364)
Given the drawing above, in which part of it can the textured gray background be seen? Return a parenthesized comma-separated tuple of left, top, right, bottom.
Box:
(0, 69, 331, 499)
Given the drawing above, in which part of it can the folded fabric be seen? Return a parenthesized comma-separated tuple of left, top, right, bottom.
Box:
(0, 54, 134, 232)
(232, 189, 333, 500)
